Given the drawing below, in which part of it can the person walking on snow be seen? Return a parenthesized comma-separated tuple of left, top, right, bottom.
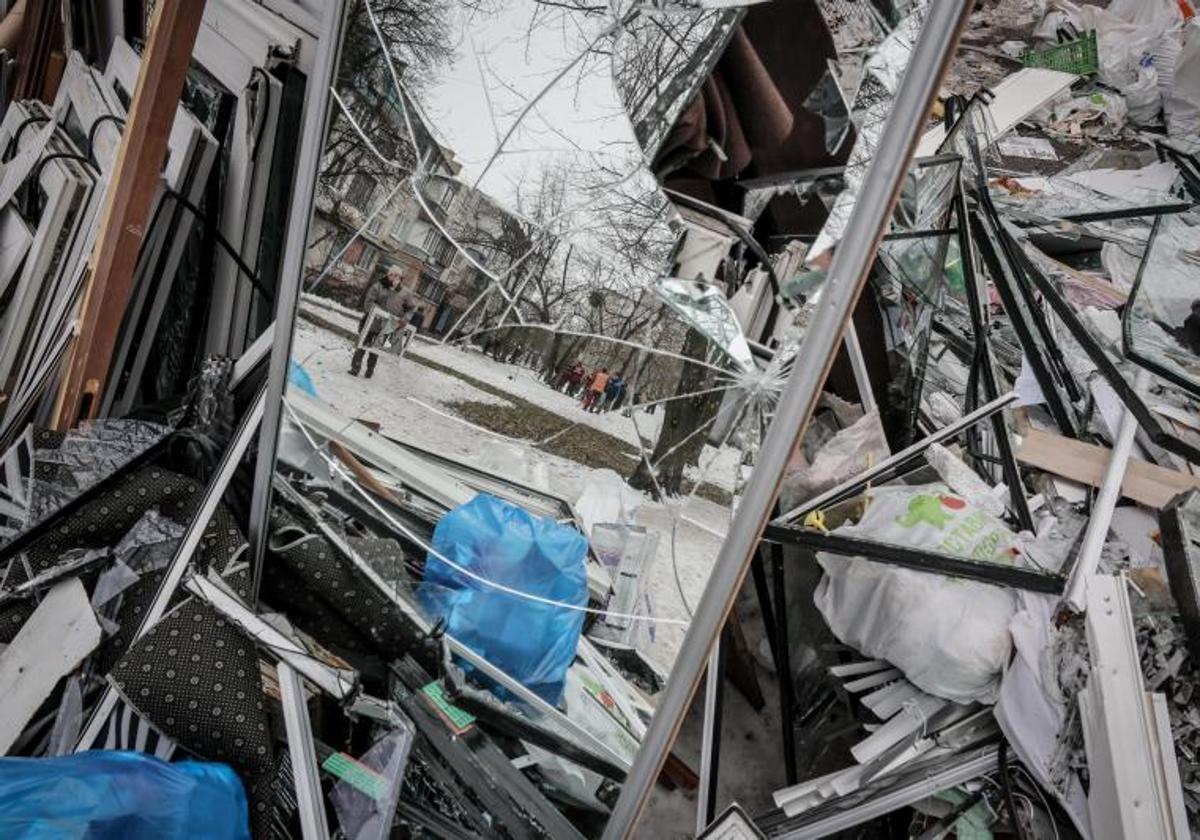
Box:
(603, 371, 626, 412)
(351, 266, 409, 377)
(583, 367, 609, 411)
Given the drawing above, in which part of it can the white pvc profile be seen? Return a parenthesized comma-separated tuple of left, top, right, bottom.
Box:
(1081, 573, 1189, 840)
(278, 661, 332, 840)
(185, 573, 357, 700)
(1062, 369, 1149, 614)
(284, 389, 475, 510)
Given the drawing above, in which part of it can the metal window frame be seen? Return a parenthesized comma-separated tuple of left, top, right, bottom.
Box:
(601, 3, 975, 834)
(759, 744, 1000, 839)
(1156, 489, 1200, 660)
(997, 213, 1200, 465)
(1080, 573, 1190, 839)
(245, 0, 349, 605)
(1120, 214, 1200, 402)
(952, 177, 1034, 530)
(0, 112, 96, 399)
(194, 0, 314, 359)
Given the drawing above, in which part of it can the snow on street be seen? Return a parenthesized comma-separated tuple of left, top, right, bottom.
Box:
(291, 315, 739, 670)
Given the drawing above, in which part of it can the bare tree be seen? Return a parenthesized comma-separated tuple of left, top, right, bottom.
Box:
(311, 0, 455, 254)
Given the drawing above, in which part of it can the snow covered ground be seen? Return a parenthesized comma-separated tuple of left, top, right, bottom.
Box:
(290, 313, 743, 671)
(299, 294, 745, 492)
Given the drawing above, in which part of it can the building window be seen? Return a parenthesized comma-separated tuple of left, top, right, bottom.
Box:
(423, 229, 455, 267)
(406, 219, 432, 254)
(344, 239, 374, 267)
(418, 276, 447, 303)
(344, 173, 376, 208)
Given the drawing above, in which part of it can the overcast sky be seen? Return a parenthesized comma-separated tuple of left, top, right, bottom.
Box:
(418, 2, 641, 206)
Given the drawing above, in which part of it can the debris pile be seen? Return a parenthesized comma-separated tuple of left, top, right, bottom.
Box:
(1, 0, 1200, 838)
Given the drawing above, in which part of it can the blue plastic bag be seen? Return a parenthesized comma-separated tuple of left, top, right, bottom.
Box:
(417, 493, 588, 705)
(288, 359, 317, 396)
(0, 750, 250, 839)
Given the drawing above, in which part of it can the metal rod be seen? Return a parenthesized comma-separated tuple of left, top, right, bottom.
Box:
(971, 212, 1079, 437)
(600, 4, 973, 834)
(773, 542, 798, 785)
(765, 526, 1065, 594)
(844, 323, 877, 414)
(247, 0, 348, 607)
(776, 391, 1017, 525)
(954, 182, 1033, 531)
(278, 662, 332, 840)
(1062, 368, 1149, 613)
(695, 642, 724, 834)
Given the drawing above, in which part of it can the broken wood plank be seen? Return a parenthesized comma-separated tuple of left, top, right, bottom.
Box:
(0, 577, 101, 753)
(1017, 428, 1200, 509)
(53, 0, 207, 427)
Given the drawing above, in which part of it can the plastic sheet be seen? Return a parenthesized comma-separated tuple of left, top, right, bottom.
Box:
(91, 511, 186, 635)
(0, 750, 250, 839)
(416, 493, 588, 705)
(574, 469, 643, 540)
(27, 420, 170, 527)
(780, 410, 890, 513)
(329, 726, 415, 840)
(1167, 20, 1200, 144)
(288, 360, 318, 396)
(925, 443, 1007, 519)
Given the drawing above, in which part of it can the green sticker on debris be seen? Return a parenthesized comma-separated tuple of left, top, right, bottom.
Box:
(421, 681, 475, 733)
(322, 752, 390, 801)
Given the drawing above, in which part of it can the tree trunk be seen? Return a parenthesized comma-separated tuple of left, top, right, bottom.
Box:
(628, 327, 723, 498)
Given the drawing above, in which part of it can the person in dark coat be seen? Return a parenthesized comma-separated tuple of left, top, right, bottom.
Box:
(350, 267, 401, 377)
(602, 372, 625, 412)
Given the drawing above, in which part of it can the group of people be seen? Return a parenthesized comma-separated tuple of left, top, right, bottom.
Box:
(350, 265, 427, 378)
(558, 362, 628, 412)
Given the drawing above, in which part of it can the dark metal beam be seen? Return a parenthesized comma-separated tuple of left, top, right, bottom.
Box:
(1157, 490, 1200, 661)
(763, 525, 1065, 594)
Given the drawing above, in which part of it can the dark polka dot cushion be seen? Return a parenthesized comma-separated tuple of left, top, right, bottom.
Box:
(110, 599, 273, 775)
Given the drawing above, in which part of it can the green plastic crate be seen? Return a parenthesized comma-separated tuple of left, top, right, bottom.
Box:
(1022, 30, 1099, 75)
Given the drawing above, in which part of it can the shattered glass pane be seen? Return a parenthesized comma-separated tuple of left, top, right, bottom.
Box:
(876, 233, 956, 306)
(803, 67, 852, 155)
(654, 277, 755, 371)
(612, 6, 744, 162)
(283, 0, 802, 756)
(808, 1, 929, 264)
(1124, 213, 1200, 397)
(992, 162, 1184, 222)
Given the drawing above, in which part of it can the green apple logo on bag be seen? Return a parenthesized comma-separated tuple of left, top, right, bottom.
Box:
(894, 493, 1013, 564)
(895, 493, 963, 528)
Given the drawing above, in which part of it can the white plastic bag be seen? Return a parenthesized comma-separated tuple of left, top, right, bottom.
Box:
(1168, 20, 1200, 144)
(813, 484, 1018, 704)
(574, 469, 642, 537)
(780, 409, 890, 513)
(1125, 60, 1162, 125)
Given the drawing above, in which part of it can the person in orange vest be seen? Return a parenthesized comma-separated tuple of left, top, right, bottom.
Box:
(582, 367, 609, 411)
